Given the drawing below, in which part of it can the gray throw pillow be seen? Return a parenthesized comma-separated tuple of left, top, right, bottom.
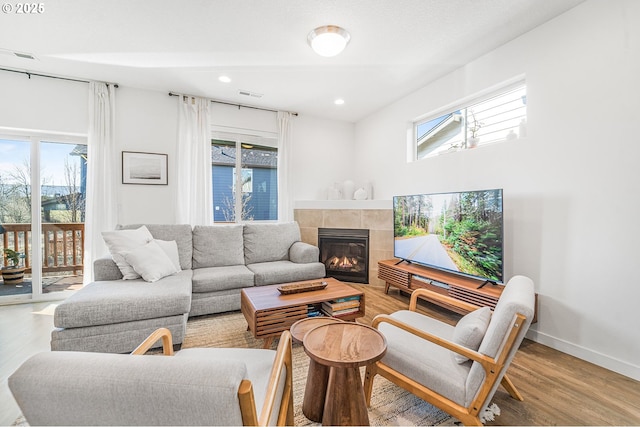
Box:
(451, 306, 491, 364)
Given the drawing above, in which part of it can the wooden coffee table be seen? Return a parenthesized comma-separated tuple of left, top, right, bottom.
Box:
(303, 322, 387, 426)
(241, 278, 365, 348)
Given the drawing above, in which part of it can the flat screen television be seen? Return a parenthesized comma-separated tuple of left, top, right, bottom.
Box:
(393, 188, 504, 284)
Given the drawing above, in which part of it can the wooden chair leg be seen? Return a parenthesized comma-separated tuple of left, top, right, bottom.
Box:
(501, 374, 524, 401)
(363, 363, 376, 406)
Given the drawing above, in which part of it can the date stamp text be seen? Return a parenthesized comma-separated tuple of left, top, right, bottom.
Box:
(2, 3, 45, 14)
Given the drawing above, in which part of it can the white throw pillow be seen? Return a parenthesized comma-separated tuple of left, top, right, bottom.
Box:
(154, 239, 182, 272)
(124, 240, 178, 282)
(451, 306, 491, 364)
(102, 226, 154, 280)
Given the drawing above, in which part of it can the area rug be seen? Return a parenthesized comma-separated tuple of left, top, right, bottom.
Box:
(183, 311, 457, 426)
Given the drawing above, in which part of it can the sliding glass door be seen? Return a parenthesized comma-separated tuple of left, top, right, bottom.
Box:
(0, 133, 87, 302)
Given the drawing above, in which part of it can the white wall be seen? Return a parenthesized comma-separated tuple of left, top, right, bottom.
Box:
(0, 71, 88, 134)
(290, 115, 355, 201)
(353, 0, 640, 380)
(115, 87, 177, 224)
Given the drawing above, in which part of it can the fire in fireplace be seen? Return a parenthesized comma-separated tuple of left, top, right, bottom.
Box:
(318, 228, 369, 284)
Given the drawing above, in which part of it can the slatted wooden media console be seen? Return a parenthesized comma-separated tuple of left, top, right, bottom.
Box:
(378, 259, 504, 315)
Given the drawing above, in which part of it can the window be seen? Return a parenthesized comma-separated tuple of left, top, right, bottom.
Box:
(211, 131, 278, 222)
(415, 84, 527, 159)
(0, 133, 87, 300)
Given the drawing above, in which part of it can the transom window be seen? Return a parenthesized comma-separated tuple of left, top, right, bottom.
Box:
(415, 84, 527, 159)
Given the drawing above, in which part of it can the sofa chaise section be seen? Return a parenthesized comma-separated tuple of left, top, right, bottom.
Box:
(51, 271, 192, 353)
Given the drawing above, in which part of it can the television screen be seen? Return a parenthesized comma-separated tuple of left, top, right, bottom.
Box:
(393, 189, 504, 283)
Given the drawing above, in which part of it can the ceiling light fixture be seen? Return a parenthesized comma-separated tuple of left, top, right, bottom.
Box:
(334, 99, 345, 105)
(307, 25, 350, 57)
(218, 75, 231, 83)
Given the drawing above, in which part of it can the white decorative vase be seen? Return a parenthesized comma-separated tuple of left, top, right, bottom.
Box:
(327, 182, 342, 200)
(354, 188, 368, 200)
(342, 180, 355, 200)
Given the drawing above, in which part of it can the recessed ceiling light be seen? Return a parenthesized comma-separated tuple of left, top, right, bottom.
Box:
(334, 99, 345, 105)
(307, 25, 351, 57)
(218, 75, 231, 83)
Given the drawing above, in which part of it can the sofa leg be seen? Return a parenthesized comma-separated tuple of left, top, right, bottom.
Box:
(173, 343, 182, 352)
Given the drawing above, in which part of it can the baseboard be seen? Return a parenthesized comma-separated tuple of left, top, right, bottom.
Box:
(526, 329, 640, 381)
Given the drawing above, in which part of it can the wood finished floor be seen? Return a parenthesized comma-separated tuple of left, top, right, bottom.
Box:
(1, 285, 639, 426)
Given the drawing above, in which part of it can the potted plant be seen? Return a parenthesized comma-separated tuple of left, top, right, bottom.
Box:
(2, 248, 26, 285)
(467, 109, 483, 149)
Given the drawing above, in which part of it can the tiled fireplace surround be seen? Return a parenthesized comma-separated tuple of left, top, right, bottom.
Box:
(294, 200, 393, 288)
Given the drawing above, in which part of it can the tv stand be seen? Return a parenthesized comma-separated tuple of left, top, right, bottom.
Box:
(477, 279, 497, 289)
(378, 259, 504, 315)
(394, 258, 412, 266)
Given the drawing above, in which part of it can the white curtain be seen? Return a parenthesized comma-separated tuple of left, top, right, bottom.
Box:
(277, 111, 294, 222)
(176, 95, 212, 225)
(83, 82, 118, 284)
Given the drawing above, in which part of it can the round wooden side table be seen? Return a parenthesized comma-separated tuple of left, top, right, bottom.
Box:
(290, 317, 343, 423)
(303, 322, 387, 426)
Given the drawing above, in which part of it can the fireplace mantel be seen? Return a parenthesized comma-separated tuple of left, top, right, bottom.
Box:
(294, 199, 391, 210)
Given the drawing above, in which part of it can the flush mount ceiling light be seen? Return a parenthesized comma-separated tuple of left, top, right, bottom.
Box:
(307, 25, 350, 57)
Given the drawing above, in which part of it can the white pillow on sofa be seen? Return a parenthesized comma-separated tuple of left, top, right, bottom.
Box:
(124, 240, 178, 282)
(154, 239, 182, 273)
(451, 306, 491, 364)
(102, 226, 154, 280)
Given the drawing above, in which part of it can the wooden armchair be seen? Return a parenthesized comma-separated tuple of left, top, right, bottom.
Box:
(10, 328, 294, 426)
(363, 275, 535, 426)
(133, 328, 294, 426)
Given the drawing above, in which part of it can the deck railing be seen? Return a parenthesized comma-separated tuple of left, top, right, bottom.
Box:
(1, 223, 84, 275)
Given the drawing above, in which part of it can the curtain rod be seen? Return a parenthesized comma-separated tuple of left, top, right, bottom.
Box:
(0, 67, 119, 87)
(168, 92, 298, 116)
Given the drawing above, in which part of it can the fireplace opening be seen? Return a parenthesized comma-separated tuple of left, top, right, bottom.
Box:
(318, 228, 369, 284)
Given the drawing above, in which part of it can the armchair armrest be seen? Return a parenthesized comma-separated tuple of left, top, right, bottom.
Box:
(238, 330, 294, 427)
(289, 241, 320, 264)
(409, 288, 481, 313)
(131, 328, 174, 356)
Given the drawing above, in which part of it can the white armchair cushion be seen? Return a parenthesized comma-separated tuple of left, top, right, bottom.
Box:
(102, 226, 154, 280)
(379, 310, 471, 407)
(452, 306, 491, 363)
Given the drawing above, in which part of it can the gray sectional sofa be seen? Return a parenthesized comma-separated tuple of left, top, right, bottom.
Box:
(51, 222, 325, 353)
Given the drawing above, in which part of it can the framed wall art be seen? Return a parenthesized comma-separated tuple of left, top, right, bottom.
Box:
(122, 151, 168, 185)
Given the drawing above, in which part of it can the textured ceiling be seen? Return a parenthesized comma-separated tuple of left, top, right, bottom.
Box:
(0, 0, 584, 122)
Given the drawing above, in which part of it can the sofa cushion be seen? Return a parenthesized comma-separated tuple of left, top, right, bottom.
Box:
(118, 224, 193, 270)
(451, 306, 491, 363)
(192, 225, 244, 268)
(247, 260, 326, 286)
(102, 226, 154, 280)
(54, 270, 192, 328)
(192, 265, 255, 293)
(244, 222, 301, 265)
(124, 240, 179, 283)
